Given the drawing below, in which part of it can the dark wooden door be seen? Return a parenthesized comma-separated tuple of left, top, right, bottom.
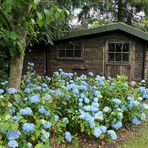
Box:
(104, 64, 131, 80)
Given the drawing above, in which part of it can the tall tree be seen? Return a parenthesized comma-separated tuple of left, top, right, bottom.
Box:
(0, 0, 70, 89)
(73, 0, 148, 28)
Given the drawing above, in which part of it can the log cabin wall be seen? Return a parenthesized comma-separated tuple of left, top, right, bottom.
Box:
(23, 44, 45, 75)
(144, 43, 148, 80)
(133, 38, 144, 81)
(24, 30, 146, 81)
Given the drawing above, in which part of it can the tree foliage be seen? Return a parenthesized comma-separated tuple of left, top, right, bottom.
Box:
(0, 0, 71, 88)
(70, 0, 148, 28)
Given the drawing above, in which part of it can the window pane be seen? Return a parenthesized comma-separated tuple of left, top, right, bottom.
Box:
(122, 53, 129, 61)
(74, 50, 81, 57)
(108, 53, 115, 61)
(116, 43, 122, 52)
(115, 53, 121, 61)
(123, 43, 129, 52)
(109, 43, 115, 52)
(66, 42, 73, 50)
(75, 41, 81, 50)
(58, 50, 65, 57)
(58, 43, 65, 49)
(66, 50, 73, 57)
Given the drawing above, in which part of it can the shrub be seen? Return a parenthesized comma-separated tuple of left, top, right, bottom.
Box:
(0, 64, 148, 147)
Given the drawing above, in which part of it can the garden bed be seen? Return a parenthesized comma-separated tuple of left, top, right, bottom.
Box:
(0, 63, 148, 148)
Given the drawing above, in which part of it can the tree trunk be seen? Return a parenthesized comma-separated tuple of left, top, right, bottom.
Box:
(8, 53, 24, 89)
(117, 0, 123, 22)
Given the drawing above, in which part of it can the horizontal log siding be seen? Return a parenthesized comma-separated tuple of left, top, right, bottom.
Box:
(23, 30, 146, 81)
(23, 46, 45, 75)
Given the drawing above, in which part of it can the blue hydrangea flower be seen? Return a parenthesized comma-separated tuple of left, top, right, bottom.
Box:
(139, 87, 146, 94)
(100, 126, 107, 133)
(94, 127, 102, 138)
(94, 91, 101, 97)
(132, 116, 141, 125)
(99, 80, 105, 86)
(42, 83, 48, 87)
(13, 116, 19, 123)
(107, 130, 117, 140)
(84, 98, 89, 104)
(8, 140, 18, 148)
(43, 121, 51, 129)
(92, 102, 99, 107)
(108, 76, 112, 80)
(41, 132, 50, 142)
(83, 105, 91, 111)
(140, 113, 146, 121)
(80, 93, 86, 98)
(7, 88, 17, 94)
(79, 85, 87, 91)
(8, 108, 16, 115)
(121, 105, 127, 111)
(84, 113, 95, 128)
(26, 79, 31, 83)
(44, 95, 51, 101)
(25, 88, 32, 93)
(94, 97, 98, 102)
(79, 102, 83, 107)
(7, 130, 21, 140)
(19, 107, 32, 115)
(22, 123, 35, 133)
(90, 106, 99, 112)
(64, 131, 72, 143)
(29, 94, 40, 104)
(94, 111, 103, 120)
(45, 110, 50, 116)
(112, 98, 122, 105)
(88, 72, 94, 77)
(54, 115, 59, 122)
(111, 121, 122, 130)
(0, 89, 4, 94)
(79, 98, 83, 102)
(38, 107, 46, 114)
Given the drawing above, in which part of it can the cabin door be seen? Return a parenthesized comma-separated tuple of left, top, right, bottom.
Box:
(103, 42, 134, 81)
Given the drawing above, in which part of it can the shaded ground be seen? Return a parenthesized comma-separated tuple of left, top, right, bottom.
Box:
(78, 104, 148, 148)
(52, 102, 148, 148)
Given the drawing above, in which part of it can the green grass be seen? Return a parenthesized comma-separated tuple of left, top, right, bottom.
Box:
(118, 110, 148, 148)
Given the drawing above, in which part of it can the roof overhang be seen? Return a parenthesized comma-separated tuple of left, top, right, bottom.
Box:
(57, 22, 148, 42)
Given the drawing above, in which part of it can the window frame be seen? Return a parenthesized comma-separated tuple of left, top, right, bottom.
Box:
(56, 40, 83, 60)
(107, 42, 130, 63)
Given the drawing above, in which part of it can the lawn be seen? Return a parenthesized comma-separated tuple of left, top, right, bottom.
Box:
(118, 109, 148, 148)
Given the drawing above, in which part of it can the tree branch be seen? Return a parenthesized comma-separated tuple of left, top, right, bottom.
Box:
(0, 6, 14, 31)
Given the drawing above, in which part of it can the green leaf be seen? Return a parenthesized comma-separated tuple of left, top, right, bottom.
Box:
(9, 31, 18, 40)
(11, 124, 18, 131)
(37, 19, 43, 27)
(35, 143, 45, 148)
(9, 47, 17, 57)
(37, 12, 42, 19)
(80, 123, 84, 132)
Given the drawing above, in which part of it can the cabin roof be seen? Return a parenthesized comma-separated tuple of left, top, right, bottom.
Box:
(58, 22, 148, 41)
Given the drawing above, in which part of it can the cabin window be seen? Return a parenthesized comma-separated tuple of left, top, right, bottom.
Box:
(108, 43, 129, 62)
(57, 41, 82, 59)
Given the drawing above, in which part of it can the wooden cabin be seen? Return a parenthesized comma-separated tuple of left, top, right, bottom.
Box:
(24, 22, 148, 81)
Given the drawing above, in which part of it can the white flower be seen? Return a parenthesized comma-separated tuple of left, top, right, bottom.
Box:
(141, 80, 146, 83)
(138, 97, 143, 101)
(103, 106, 111, 113)
(131, 81, 136, 86)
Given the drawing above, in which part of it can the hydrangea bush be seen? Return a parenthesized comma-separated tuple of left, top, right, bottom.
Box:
(0, 63, 148, 147)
